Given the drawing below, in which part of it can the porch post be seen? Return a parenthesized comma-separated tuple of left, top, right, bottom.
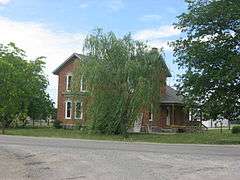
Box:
(172, 104, 175, 125)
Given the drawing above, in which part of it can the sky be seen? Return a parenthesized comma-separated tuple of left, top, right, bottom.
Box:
(0, 0, 187, 104)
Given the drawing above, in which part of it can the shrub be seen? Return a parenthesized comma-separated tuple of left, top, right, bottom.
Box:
(232, 126, 240, 134)
(53, 120, 62, 129)
(74, 121, 82, 130)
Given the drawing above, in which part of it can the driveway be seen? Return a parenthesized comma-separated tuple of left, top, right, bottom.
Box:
(0, 135, 240, 180)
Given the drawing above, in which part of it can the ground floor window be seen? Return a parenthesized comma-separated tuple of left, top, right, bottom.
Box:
(148, 112, 152, 121)
(148, 105, 153, 122)
(75, 101, 83, 119)
(65, 101, 72, 119)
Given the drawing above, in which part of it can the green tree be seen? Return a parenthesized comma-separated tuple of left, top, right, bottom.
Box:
(27, 57, 54, 126)
(172, 0, 240, 121)
(73, 29, 168, 135)
(0, 43, 53, 133)
(0, 43, 28, 133)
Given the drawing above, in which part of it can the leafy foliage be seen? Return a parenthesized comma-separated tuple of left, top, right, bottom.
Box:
(171, 0, 240, 121)
(73, 29, 168, 135)
(232, 126, 240, 134)
(0, 43, 54, 133)
(27, 57, 54, 125)
(53, 119, 62, 129)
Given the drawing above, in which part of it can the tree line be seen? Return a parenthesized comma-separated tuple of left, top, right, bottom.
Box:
(171, 0, 240, 122)
(0, 43, 54, 134)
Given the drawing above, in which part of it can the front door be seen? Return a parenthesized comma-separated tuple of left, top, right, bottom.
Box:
(133, 113, 143, 132)
(166, 107, 170, 126)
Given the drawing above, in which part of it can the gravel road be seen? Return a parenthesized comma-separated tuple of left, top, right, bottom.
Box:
(0, 135, 240, 180)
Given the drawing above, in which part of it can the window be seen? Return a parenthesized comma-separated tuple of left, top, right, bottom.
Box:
(80, 76, 86, 92)
(66, 75, 72, 91)
(75, 101, 83, 119)
(148, 111, 153, 121)
(148, 105, 153, 122)
(65, 101, 72, 119)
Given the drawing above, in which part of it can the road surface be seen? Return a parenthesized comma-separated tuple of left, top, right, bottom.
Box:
(0, 135, 240, 180)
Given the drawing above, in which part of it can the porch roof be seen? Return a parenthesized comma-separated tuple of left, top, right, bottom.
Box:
(161, 86, 184, 104)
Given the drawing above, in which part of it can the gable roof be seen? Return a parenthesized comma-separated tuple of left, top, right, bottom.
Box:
(53, 53, 171, 77)
(53, 53, 83, 75)
(161, 59, 171, 77)
(161, 86, 184, 104)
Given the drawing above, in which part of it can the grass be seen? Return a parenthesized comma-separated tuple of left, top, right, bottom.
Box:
(1, 127, 240, 144)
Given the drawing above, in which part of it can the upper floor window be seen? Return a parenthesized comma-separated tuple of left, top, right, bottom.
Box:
(66, 75, 72, 91)
(80, 76, 87, 92)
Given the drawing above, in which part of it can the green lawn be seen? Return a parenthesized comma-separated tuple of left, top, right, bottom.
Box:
(2, 127, 240, 144)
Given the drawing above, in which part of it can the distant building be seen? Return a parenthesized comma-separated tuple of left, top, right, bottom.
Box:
(202, 119, 229, 128)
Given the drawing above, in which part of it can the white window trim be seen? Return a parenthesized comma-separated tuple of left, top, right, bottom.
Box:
(149, 105, 153, 122)
(80, 76, 86, 92)
(75, 101, 83, 120)
(65, 100, 72, 119)
(66, 74, 72, 91)
(149, 112, 153, 122)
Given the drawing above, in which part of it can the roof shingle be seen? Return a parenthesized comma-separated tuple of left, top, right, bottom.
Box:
(161, 86, 184, 104)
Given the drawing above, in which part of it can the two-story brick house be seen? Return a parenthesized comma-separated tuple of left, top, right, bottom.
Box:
(53, 52, 188, 132)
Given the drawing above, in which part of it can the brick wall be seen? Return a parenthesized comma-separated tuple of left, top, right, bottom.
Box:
(56, 59, 76, 123)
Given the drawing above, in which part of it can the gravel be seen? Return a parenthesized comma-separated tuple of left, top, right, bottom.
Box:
(0, 135, 240, 180)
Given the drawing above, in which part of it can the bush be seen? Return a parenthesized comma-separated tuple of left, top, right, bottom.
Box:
(74, 121, 82, 130)
(53, 120, 62, 129)
(232, 126, 240, 134)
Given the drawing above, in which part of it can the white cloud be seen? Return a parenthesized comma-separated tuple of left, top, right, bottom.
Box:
(133, 25, 181, 52)
(139, 14, 162, 21)
(0, 16, 86, 103)
(79, 3, 89, 9)
(147, 40, 171, 51)
(0, 0, 10, 5)
(105, 0, 124, 12)
(77, 0, 124, 12)
(133, 25, 181, 41)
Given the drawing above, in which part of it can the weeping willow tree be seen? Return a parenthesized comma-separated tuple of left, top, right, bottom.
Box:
(73, 29, 168, 135)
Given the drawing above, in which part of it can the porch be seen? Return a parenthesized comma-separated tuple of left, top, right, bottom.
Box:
(135, 104, 189, 133)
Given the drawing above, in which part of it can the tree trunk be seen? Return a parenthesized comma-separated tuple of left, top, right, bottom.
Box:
(220, 122, 223, 134)
(228, 120, 231, 130)
(120, 93, 131, 137)
(1, 120, 5, 134)
(121, 107, 129, 138)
